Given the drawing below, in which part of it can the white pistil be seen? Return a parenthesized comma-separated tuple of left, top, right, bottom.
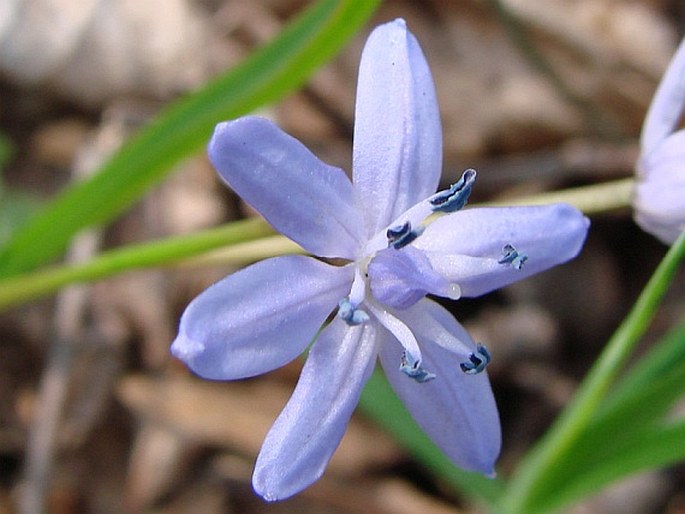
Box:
(349, 265, 367, 306)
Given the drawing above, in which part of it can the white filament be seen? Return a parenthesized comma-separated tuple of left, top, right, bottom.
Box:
(367, 302, 422, 365)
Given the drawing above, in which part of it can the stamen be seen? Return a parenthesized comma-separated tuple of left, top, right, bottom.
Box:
(460, 343, 491, 375)
(367, 303, 422, 365)
(429, 169, 477, 213)
(386, 222, 424, 249)
(498, 243, 528, 270)
(337, 298, 369, 325)
(400, 351, 436, 383)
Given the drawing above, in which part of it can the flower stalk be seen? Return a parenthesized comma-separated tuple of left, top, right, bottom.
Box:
(0, 179, 631, 312)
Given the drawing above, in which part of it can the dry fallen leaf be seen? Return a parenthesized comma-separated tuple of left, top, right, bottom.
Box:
(117, 374, 401, 477)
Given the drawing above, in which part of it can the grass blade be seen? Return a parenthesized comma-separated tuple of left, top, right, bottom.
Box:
(0, 0, 380, 276)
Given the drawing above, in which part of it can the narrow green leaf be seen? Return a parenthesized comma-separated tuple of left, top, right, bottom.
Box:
(603, 320, 685, 412)
(563, 321, 685, 466)
(359, 370, 505, 508)
(587, 357, 685, 447)
(504, 231, 685, 514)
(573, 321, 685, 448)
(514, 322, 685, 511)
(0, 0, 381, 276)
(526, 420, 685, 513)
(0, 191, 39, 248)
(516, 364, 685, 512)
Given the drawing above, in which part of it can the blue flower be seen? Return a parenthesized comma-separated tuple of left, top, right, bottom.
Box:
(634, 36, 685, 244)
(171, 18, 589, 501)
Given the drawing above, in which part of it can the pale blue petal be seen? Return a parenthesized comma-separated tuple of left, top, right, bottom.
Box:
(378, 299, 501, 474)
(635, 130, 685, 244)
(253, 318, 378, 501)
(208, 116, 364, 259)
(353, 18, 442, 235)
(368, 246, 459, 309)
(171, 256, 353, 380)
(641, 37, 685, 156)
(414, 204, 589, 297)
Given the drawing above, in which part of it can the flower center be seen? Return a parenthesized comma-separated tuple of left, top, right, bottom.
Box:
(334, 169, 510, 382)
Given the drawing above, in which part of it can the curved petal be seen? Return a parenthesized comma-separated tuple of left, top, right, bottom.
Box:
(253, 318, 378, 501)
(414, 204, 589, 297)
(171, 256, 353, 380)
(639, 129, 685, 180)
(353, 18, 442, 235)
(378, 299, 501, 474)
(641, 37, 685, 156)
(368, 246, 459, 309)
(208, 116, 364, 259)
(635, 130, 685, 244)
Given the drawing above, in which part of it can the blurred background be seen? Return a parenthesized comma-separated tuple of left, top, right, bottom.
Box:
(0, 0, 684, 512)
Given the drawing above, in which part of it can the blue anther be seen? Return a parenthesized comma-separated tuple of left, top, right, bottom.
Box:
(337, 298, 369, 325)
(498, 243, 528, 270)
(400, 351, 436, 383)
(460, 343, 491, 375)
(387, 222, 424, 249)
(429, 169, 477, 213)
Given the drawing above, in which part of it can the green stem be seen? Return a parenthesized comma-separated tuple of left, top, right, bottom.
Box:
(504, 230, 685, 514)
(0, 178, 634, 312)
(493, 177, 633, 214)
(0, 217, 274, 311)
